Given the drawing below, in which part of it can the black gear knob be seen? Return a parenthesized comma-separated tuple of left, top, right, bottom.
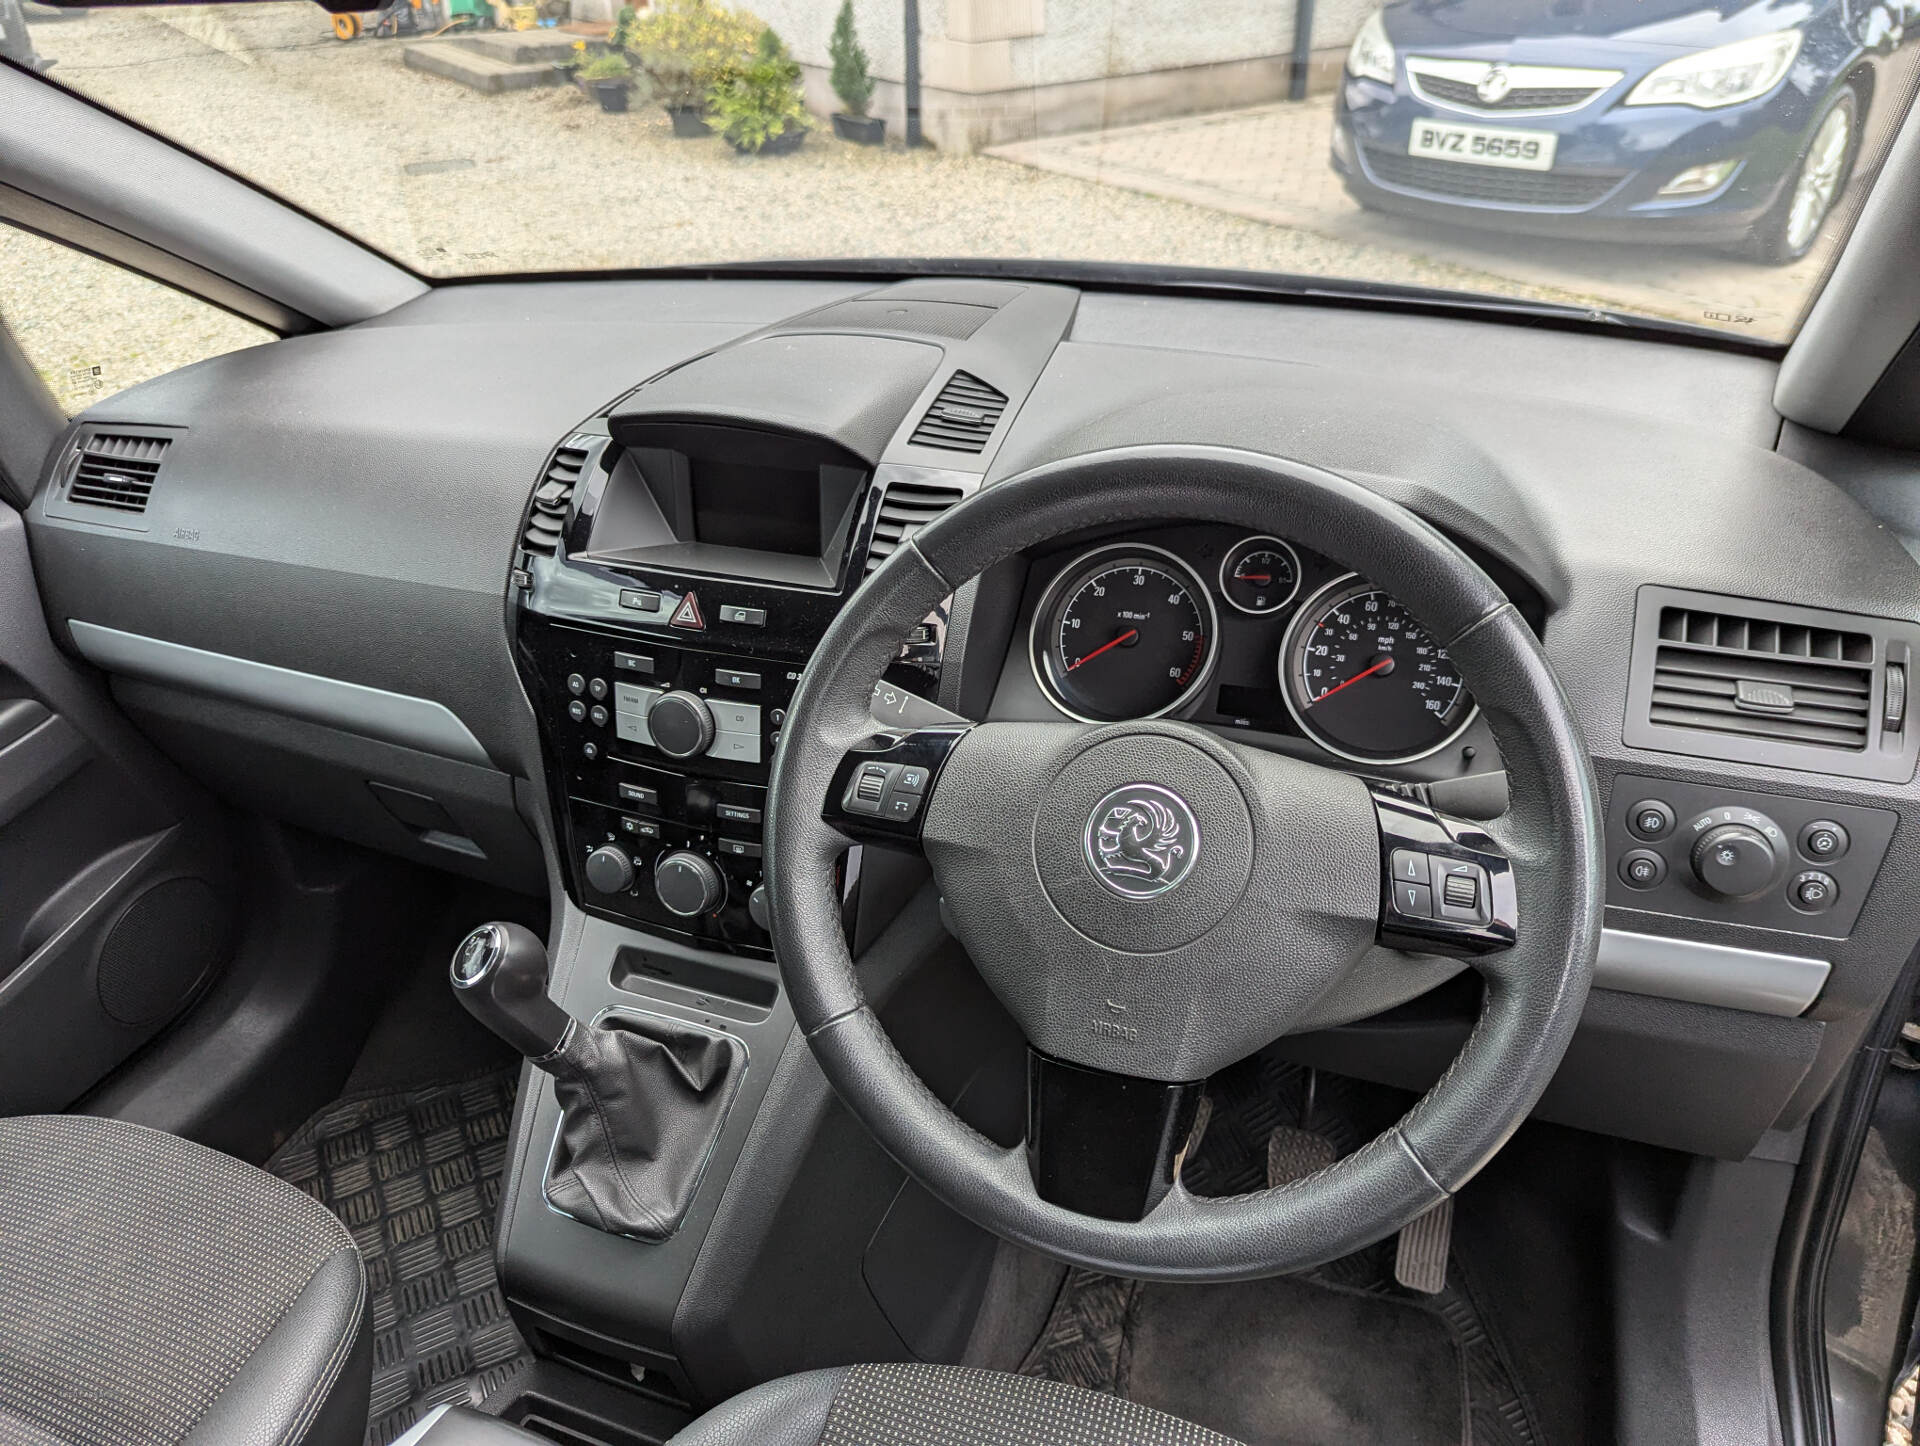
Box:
(450, 921, 574, 1059)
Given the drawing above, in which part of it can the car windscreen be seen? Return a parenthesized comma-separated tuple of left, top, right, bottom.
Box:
(7, 0, 1918, 344)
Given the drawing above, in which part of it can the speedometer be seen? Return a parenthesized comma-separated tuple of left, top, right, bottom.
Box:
(1031, 544, 1217, 723)
(1280, 575, 1475, 764)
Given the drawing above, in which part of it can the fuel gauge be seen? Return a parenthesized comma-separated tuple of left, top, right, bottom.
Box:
(1219, 536, 1301, 615)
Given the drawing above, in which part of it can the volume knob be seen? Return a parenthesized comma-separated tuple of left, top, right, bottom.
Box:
(655, 850, 726, 917)
(1690, 822, 1781, 900)
(584, 844, 635, 895)
(648, 691, 716, 760)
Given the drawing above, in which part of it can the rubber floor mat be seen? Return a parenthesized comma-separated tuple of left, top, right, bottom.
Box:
(1022, 1051, 1540, 1446)
(267, 1069, 532, 1446)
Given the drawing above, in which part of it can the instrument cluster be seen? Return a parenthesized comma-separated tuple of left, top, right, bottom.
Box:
(1025, 528, 1479, 766)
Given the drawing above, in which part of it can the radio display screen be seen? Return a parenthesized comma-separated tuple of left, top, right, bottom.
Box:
(687, 457, 822, 557)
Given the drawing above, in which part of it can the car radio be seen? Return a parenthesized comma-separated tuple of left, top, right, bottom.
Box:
(511, 411, 951, 959)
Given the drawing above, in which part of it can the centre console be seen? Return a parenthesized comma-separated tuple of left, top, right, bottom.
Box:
(514, 416, 943, 958)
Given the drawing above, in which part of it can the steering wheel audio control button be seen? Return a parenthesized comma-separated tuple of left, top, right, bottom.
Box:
(844, 762, 896, 815)
(1392, 881, 1434, 918)
(1627, 800, 1674, 841)
(1618, 849, 1666, 890)
(1390, 849, 1430, 885)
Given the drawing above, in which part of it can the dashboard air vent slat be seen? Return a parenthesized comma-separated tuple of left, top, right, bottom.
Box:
(866, 481, 966, 574)
(523, 439, 591, 558)
(1649, 604, 1874, 752)
(907, 372, 1008, 454)
(68, 433, 171, 513)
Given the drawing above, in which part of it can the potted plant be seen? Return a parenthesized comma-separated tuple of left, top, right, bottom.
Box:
(827, 0, 883, 145)
(630, 0, 760, 136)
(709, 25, 811, 155)
(579, 51, 634, 112)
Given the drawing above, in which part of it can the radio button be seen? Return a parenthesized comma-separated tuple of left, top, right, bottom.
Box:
(709, 731, 762, 765)
(618, 783, 660, 808)
(716, 667, 762, 691)
(613, 651, 655, 676)
(715, 803, 762, 826)
(712, 701, 761, 734)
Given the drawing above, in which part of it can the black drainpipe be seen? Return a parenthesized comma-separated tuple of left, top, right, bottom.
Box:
(1288, 0, 1317, 100)
(904, 0, 923, 146)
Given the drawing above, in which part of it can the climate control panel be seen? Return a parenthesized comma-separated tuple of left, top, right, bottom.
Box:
(1606, 774, 1894, 937)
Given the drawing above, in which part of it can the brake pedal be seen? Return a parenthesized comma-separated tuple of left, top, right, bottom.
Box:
(1394, 1197, 1453, 1294)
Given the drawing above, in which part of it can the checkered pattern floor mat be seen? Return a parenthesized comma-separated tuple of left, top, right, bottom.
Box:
(267, 1069, 531, 1445)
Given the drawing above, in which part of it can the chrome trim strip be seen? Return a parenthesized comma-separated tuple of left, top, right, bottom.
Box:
(1405, 57, 1621, 117)
(1595, 927, 1829, 1017)
(68, 620, 492, 768)
(389, 1406, 453, 1446)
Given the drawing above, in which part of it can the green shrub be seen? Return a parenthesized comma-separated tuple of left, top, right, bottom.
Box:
(579, 51, 633, 81)
(608, 3, 640, 51)
(827, 0, 873, 117)
(708, 27, 811, 152)
(629, 0, 762, 110)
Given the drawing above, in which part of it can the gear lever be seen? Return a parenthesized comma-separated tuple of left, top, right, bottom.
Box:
(450, 922, 574, 1059)
(447, 921, 745, 1240)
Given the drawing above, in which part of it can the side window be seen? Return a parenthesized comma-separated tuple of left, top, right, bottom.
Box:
(0, 224, 273, 416)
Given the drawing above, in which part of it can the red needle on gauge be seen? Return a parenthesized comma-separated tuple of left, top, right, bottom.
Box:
(1236, 574, 1272, 584)
(1067, 629, 1138, 671)
(1309, 657, 1392, 706)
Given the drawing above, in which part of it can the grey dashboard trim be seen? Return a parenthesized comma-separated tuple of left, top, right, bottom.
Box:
(66, 620, 492, 768)
(1595, 927, 1829, 1018)
(1775, 72, 1920, 432)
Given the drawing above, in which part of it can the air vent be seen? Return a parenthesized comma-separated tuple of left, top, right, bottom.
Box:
(522, 439, 592, 557)
(866, 481, 965, 574)
(68, 433, 170, 513)
(1649, 605, 1873, 752)
(907, 373, 1007, 455)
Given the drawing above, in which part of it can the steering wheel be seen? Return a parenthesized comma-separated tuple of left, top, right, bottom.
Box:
(766, 446, 1602, 1281)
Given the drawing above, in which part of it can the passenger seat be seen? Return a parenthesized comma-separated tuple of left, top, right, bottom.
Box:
(0, 1114, 369, 1446)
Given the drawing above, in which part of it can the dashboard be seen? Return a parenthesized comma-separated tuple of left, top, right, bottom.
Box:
(25, 272, 1920, 1168)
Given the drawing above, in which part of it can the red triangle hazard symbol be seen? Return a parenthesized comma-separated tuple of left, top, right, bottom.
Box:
(669, 591, 706, 630)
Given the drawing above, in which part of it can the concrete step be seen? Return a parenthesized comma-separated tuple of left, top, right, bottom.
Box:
(403, 38, 564, 92)
(447, 27, 578, 65)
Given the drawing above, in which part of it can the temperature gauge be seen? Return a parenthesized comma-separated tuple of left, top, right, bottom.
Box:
(1219, 536, 1302, 615)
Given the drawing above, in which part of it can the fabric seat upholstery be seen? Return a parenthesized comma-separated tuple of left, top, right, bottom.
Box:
(403, 1365, 1241, 1446)
(0, 1114, 370, 1446)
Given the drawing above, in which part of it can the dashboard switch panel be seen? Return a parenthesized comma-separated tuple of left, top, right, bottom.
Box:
(1605, 774, 1893, 938)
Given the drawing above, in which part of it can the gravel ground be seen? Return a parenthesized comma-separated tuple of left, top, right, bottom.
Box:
(6, 0, 1651, 407)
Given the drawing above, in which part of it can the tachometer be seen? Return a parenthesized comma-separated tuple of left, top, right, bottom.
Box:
(1280, 575, 1475, 764)
(1031, 544, 1217, 722)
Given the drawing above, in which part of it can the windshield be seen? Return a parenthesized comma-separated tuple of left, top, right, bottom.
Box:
(9, 0, 1919, 344)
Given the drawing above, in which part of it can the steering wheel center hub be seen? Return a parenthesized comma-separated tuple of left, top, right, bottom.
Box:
(1083, 783, 1202, 899)
(1036, 730, 1254, 953)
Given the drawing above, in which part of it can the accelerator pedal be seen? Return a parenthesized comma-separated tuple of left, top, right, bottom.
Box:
(1393, 1197, 1454, 1294)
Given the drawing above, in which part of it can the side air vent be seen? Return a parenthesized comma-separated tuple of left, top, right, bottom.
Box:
(1625, 587, 1920, 783)
(908, 373, 1008, 455)
(68, 433, 170, 513)
(866, 481, 965, 574)
(523, 438, 592, 557)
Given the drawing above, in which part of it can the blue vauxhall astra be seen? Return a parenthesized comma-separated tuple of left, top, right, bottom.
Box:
(1331, 0, 1911, 261)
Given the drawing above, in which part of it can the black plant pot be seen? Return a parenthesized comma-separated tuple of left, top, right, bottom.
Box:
(831, 112, 885, 146)
(731, 126, 806, 156)
(666, 105, 712, 137)
(591, 79, 630, 113)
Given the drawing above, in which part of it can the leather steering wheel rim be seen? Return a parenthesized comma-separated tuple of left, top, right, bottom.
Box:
(766, 445, 1603, 1282)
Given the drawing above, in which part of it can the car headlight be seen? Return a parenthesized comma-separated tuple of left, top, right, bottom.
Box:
(1625, 30, 1803, 108)
(1347, 12, 1396, 86)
